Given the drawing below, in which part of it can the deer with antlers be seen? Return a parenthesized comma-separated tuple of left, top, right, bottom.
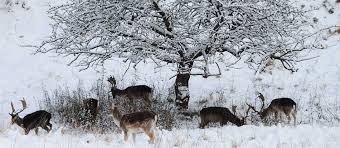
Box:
(9, 99, 52, 135)
(199, 105, 251, 128)
(109, 104, 157, 144)
(107, 76, 153, 106)
(247, 93, 297, 125)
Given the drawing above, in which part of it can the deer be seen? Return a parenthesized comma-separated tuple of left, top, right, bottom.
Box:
(82, 98, 99, 126)
(9, 99, 52, 135)
(199, 105, 251, 128)
(107, 76, 153, 106)
(109, 103, 157, 144)
(247, 93, 297, 125)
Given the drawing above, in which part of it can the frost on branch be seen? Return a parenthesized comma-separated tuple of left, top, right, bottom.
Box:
(34, 0, 324, 110)
(35, 0, 321, 73)
(3, 0, 29, 11)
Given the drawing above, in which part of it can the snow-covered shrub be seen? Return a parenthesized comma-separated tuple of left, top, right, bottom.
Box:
(112, 81, 177, 130)
(40, 79, 177, 132)
(40, 81, 116, 133)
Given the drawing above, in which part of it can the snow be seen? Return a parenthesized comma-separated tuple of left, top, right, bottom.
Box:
(1, 125, 340, 148)
(0, 0, 339, 147)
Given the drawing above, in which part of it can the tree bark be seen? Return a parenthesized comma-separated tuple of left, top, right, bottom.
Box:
(175, 61, 193, 110)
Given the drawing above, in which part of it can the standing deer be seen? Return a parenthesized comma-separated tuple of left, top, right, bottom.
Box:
(109, 104, 157, 144)
(248, 93, 297, 125)
(9, 99, 52, 135)
(82, 98, 99, 126)
(199, 105, 251, 128)
(107, 76, 153, 106)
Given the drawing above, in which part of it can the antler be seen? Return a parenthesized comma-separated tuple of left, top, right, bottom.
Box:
(107, 76, 116, 86)
(10, 98, 27, 115)
(231, 105, 237, 115)
(10, 102, 15, 114)
(244, 104, 252, 118)
(241, 104, 253, 123)
(257, 93, 265, 111)
(246, 103, 260, 114)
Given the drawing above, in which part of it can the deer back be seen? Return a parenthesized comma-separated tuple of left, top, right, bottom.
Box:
(269, 98, 296, 110)
(120, 111, 156, 130)
(123, 85, 152, 99)
(200, 107, 243, 126)
(22, 110, 51, 130)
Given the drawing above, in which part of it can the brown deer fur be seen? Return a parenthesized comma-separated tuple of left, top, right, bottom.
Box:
(108, 76, 153, 105)
(110, 104, 157, 144)
(336, 28, 340, 33)
(250, 93, 297, 125)
(261, 98, 297, 124)
(199, 106, 250, 128)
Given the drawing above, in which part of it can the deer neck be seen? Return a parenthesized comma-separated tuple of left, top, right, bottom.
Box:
(14, 115, 24, 128)
(111, 87, 124, 97)
(112, 109, 123, 128)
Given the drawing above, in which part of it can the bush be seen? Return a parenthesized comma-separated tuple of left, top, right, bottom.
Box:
(40, 79, 176, 133)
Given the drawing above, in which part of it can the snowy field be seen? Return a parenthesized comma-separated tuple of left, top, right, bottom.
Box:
(1, 125, 340, 148)
(0, 0, 340, 148)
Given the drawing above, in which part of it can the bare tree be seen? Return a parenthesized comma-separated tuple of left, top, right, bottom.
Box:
(35, 0, 322, 110)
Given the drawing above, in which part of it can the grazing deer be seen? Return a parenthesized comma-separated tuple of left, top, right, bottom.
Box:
(107, 76, 153, 106)
(248, 93, 297, 125)
(9, 99, 52, 135)
(82, 98, 99, 125)
(199, 105, 251, 128)
(109, 104, 157, 144)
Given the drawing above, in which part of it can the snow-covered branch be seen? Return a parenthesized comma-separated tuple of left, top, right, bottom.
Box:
(35, 0, 322, 74)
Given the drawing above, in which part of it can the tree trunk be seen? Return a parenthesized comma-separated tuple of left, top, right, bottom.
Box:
(175, 61, 193, 110)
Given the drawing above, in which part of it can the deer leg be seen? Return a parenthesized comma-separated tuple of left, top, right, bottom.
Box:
(285, 113, 291, 125)
(291, 110, 297, 126)
(132, 133, 136, 143)
(220, 121, 227, 127)
(42, 125, 50, 133)
(144, 128, 155, 144)
(35, 128, 39, 136)
(123, 130, 128, 143)
(199, 121, 207, 129)
(283, 109, 291, 125)
(24, 128, 29, 135)
(274, 111, 279, 125)
(48, 123, 52, 132)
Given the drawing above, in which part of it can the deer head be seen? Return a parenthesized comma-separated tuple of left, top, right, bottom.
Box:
(107, 76, 117, 88)
(9, 99, 27, 125)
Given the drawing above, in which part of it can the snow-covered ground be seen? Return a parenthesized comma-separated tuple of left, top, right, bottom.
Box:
(0, 0, 339, 147)
(1, 125, 340, 148)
